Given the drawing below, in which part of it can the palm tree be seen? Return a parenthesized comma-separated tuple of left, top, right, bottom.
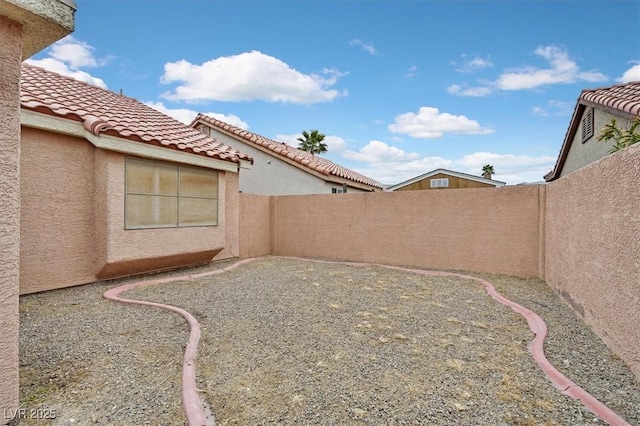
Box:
(297, 129, 328, 157)
(482, 164, 494, 180)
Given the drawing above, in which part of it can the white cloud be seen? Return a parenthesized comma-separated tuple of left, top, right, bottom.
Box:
(454, 55, 493, 73)
(144, 101, 197, 124)
(354, 157, 454, 185)
(349, 39, 378, 55)
(344, 140, 421, 163)
(531, 99, 574, 117)
(447, 84, 494, 97)
(455, 152, 555, 183)
(495, 45, 607, 91)
(406, 65, 418, 78)
(48, 36, 101, 68)
(24, 36, 110, 88)
(274, 133, 299, 146)
(144, 101, 249, 128)
(490, 165, 551, 185)
(276, 133, 347, 152)
(204, 113, 249, 129)
(341, 141, 554, 185)
(531, 106, 547, 116)
(456, 152, 555, 168)
(341, 141, 451, 184)
(450, 45, 608, 97)
(323, 135, 348, 152)
(25, 57, 107, 88)
(617, 63, 640, 83)
(160, 50, 346, 104)
(388, 107, 494, 139)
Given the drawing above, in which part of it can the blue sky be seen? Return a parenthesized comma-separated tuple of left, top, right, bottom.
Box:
(26, 0, 640, 185)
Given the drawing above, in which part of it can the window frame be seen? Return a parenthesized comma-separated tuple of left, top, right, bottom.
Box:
(124, 156, 219, 230)
(430, 178, 449, 188)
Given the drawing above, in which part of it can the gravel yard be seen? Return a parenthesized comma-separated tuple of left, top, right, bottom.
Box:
(14, 256, 640, 425)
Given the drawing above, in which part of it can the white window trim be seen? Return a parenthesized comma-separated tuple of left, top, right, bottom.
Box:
(430, 178, 449, 188)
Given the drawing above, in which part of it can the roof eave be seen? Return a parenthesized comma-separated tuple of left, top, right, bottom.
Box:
(21, 109, 241, 173)
(547, 82, 640, 182)
(545, 102, 585, 182)
(194, 116, 382, 190)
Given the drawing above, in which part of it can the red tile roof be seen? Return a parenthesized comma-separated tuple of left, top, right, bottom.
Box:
(20, 64, 252, 165)
(580, 81, 640, 116)
(545, 81, 640, 182)
(191, 113, 383, 189)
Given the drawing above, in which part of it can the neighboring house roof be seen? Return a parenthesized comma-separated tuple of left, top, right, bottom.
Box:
(191, 113, 383, 190)
(387, 168, 506, 191)
(20, 64, 252, 166)
(545, 81, 640, 182)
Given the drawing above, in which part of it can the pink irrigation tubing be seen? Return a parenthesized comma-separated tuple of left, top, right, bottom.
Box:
(284, 257, 631, 426)
(104, 256, 631, 426)
(103, 258, 257, 426)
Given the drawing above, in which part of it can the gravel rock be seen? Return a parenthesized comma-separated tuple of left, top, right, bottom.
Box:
(13, 257, 640, 425)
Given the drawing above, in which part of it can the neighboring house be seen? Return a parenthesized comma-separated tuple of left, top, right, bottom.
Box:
(545, 81, 640, 182)
(387, 168, 506, 191)
(190, 113, 383, 195)
(19, 64, 253, 294)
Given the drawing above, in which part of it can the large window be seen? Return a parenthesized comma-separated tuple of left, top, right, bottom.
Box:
(125, 157, 218, 229)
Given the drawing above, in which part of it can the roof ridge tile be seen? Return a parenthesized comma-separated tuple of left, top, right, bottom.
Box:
(192, 113, 382, 188)
(20, 64, 252, 165)
(580, 81, 640, 117)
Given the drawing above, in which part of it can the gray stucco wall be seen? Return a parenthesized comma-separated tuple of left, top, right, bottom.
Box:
(560, 108, 619, 178)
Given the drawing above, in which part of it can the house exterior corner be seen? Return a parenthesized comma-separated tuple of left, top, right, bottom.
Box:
(1, 0, 75, 422)
(19, 127, 242, 293)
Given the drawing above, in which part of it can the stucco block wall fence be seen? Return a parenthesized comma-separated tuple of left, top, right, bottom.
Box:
(545, 142, 640, 380)
(240, 147, 639, 378)
(241, 185, 544, 277)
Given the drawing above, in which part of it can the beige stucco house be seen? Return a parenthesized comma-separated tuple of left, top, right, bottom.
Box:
(387, 168, 506, 191)
(190, 113, 383, 195)
(19, 64, 252, 295)
(1, 0, 76, 422)
(545, 81, 640, 182)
